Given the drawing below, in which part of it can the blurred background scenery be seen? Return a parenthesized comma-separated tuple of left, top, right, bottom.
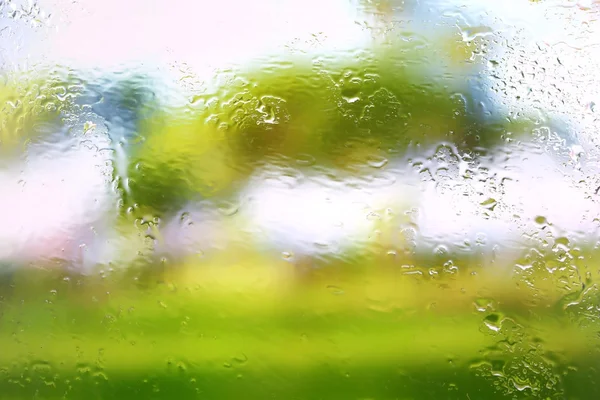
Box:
(1, 0, 600, 398)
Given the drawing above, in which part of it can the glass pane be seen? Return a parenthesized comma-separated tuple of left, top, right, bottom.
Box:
(1, 0, 599, 398)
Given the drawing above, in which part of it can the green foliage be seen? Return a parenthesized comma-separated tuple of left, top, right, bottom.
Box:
(195, 48, 475, 160)
(128, 40, 536, 213)
(0, 71, 65, 157)
(128, 114, 241, 215)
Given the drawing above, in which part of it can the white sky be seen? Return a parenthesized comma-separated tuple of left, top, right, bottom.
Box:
(20, 0, 368, 74)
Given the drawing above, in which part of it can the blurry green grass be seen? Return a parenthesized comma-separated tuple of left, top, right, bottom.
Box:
(1, 254, 599, 399)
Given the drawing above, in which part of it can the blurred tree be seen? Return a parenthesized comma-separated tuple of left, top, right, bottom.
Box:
(128, 40, 535, 217)
(117, 0, 543, 277)
(127, 113, 240, 216)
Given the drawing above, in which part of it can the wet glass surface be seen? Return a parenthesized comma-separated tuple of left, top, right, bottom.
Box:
(1, 0, 600, 398)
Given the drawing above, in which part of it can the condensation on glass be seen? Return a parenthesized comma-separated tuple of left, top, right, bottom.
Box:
(0, 0, 599, 398)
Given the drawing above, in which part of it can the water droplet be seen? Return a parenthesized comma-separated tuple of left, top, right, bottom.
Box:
(474, 298, 495, 313)
(326, 285, 345, 295)
(217, 201, 239, 216)
(295, 153, 316, 166)
(83, 121, 96, 134)
(460, 25, 494, 42)
(480, 198, 497, 211)
(483, 313, 504, 333)
(366, 155, 388, 169)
